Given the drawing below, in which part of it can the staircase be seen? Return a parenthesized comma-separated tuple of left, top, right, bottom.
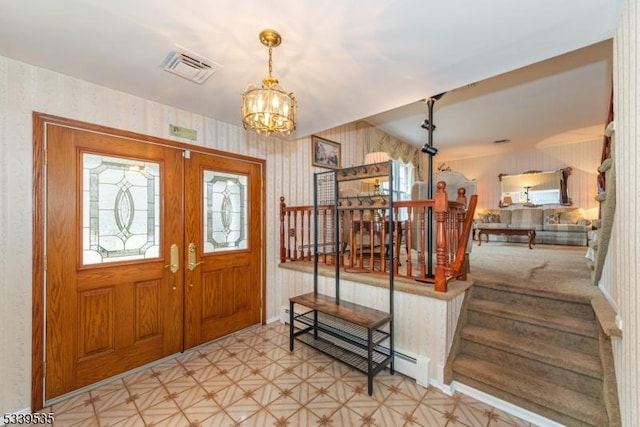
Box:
(446, 283, 620, 426)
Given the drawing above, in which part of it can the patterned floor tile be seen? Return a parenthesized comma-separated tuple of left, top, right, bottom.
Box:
(46, 324, 533, 427)
(371, 404, 408, 426)
(250, 382, 283, 406)
(138, 398, 181, 425)
(343, 388, 382, 419)
(487, 407, 534, 427)
(264, 394, 303, 420)
(396, 379, 429, 402)
(198, 371, 235, 392)
(50, 405, 97, 427)
(181, 394, 223, 423)
(89, 379, 128, 401)
(421, 387, 458, 414)
(129, 385, 168, 411)
(454, 396, 497, 427)
(223, 398, 262, 423)
(287, 407, 326, 426)
(412, 401, 451, 427)
(163, 373, 201, 395)
(91, 387, 132, 414)
(94, 400, 140, 426)
(330, 405, 368, 426)
(382, 386, 421, 415)
(51, 391, 92, 414)
(306, 392, 341, 418)
(177, 350, 214, 371)
(213, 384, 249, 408)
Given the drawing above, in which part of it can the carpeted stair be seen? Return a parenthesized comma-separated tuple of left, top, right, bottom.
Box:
(446, 283, 620, 426)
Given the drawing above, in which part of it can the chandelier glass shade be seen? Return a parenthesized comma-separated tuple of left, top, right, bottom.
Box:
(242, 29, 296, 135)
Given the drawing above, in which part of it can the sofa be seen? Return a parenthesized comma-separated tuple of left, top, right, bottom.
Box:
(474, 207, 591, 246)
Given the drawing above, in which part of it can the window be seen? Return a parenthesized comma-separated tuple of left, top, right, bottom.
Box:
(380, 160, 414, 220)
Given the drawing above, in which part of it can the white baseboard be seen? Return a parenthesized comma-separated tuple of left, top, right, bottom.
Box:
(451, 382, 564, 427)
(266, 315, 281, 324)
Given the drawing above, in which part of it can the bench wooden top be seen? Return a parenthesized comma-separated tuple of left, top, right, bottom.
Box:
(290, 292, 392, 329)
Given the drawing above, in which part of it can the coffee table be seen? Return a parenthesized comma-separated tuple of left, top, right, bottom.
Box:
(477, 227, 536, 249)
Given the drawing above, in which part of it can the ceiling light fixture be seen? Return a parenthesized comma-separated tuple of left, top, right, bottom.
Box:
(241, 29, 297, 136)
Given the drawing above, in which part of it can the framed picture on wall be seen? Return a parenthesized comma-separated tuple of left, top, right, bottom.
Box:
(311, 135, 341, 169)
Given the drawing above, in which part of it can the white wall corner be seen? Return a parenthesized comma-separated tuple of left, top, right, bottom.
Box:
(426, 362, 454, 395)
(280, 305, 289, 324)
(412, 355, 430, 388)
(266, 315, 282, 325)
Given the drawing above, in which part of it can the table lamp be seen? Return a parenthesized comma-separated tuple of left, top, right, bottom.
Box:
(363, 152, 389, 195)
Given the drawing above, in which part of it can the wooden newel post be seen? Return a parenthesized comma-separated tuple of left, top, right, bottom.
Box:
(280, 196, 286, 263)
(434, 181, 448, 292)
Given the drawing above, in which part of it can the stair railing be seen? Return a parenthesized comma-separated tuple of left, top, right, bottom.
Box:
(279, 181, 477, 292)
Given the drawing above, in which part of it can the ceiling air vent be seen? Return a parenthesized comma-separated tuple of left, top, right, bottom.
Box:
(161, 46, 221, 84)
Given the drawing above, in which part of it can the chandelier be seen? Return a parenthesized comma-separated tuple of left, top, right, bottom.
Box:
(241, 29, 297, 135)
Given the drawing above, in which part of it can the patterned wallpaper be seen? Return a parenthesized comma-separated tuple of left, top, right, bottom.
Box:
(609, 0, 639, 424)
(438, 139, 602, 216)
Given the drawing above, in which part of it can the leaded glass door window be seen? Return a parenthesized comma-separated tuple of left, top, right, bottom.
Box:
(202, 170, 248, 253)
(82, 153, 160, 265)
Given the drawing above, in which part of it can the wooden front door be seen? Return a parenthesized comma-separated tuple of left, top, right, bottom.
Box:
(41, 120, 264, 402)
(183, 152, 263, 348)
(45, 125, 185, 399)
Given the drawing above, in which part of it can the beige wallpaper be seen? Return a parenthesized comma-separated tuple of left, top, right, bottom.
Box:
(437, 139, 602, 216)
(609, 0, 639, 424)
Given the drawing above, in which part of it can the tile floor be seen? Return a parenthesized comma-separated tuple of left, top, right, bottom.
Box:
(45, 323, 535, 426)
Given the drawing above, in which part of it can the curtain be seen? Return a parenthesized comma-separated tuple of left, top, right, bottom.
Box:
(357, 125, 423, 181)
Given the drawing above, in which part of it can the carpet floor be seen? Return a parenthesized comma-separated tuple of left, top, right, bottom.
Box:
(467, 242, 597, 300)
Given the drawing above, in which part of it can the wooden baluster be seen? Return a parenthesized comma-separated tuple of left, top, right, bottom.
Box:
(293, 211, 300, 260)
(434, 181, 448, 292)
(405, 207, 413, 278)
(418, 206, 426, 278)
(286, 211, 292, 260)
(393, 206, 400, 275)
(358, 212, 365, 268)
(369, 209, 376, 273)
(299, 210, 306, 260)
(280, 197, 286, 262)
(307, 208, 312, 261)
(380, 210, 387, 272)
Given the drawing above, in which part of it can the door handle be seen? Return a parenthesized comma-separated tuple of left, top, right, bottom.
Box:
(164, 243, 179, 273)
(188, 243, 203, 271)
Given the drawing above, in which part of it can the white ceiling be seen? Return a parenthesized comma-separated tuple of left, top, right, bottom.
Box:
(0, 0, 622, 161)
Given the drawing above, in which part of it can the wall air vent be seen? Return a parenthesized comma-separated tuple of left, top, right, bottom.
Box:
(161, 46, 222, 84)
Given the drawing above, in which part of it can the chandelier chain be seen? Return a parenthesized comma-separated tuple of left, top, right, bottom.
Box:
(268, 45, 273, 79)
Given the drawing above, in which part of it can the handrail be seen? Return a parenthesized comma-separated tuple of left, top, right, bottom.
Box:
(279, 182, 477, 292)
